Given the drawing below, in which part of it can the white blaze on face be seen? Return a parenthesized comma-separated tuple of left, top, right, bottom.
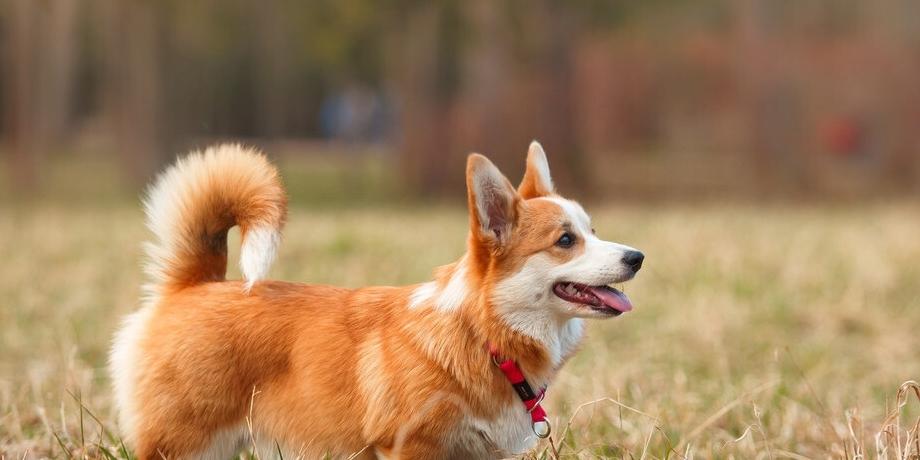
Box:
(491, 196, 639, 353)
(540, 197, 639, 287)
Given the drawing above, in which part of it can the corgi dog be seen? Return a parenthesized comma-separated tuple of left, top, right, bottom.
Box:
(110, 142, 644, 459)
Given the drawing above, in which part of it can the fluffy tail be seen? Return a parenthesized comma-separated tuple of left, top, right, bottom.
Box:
(142, 144, 287, 296)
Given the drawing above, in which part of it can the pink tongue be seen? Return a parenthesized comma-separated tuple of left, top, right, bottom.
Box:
(586, 286, 633, 313)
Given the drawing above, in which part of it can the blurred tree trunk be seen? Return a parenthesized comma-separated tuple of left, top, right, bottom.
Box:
(2, 0, 77, 192)
(252, 0, 290, 140)
(735, 0, 769, 189)
(529, 1, 585, 196)
(2, 0, 39, 191)
(391, 4, 458, 196)
(736, 0, 809, 193)
(874, 4, 920, 189)
(43, 0, 78, 156)
(392, 1, 587, 197)
(98, 0, 162, 184)
(461, 0, 509, 167)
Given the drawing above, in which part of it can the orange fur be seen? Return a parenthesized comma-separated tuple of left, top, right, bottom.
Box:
(111, 142, 636, 459)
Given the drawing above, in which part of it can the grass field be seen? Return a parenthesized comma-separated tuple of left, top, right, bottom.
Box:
(2, 199, 920, 459)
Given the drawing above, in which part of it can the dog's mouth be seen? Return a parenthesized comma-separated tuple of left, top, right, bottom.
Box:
(552, 282, 633, 316)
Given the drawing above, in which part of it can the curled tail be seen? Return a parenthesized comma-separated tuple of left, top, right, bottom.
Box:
(142, 144, 287, 296)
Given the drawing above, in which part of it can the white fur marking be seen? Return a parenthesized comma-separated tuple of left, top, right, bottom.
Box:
(559, 318, 585, 360)
(472, 400, 538, 455)
(241, 225, 281, 291)
(141, 155, 196, 293)
(498, 307, 567, 365)
(109, 305, 155, 443)
(436, 260, 468, 311)
(408, 282, 437, 309)
(190, 423, 247, 460)
(250, 431, 309, 460)
(543, 197, 590, 234)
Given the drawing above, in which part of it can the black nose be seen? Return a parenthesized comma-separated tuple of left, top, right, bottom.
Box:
(622, 250, 644, 272)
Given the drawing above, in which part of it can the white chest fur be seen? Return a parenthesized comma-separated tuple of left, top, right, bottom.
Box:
(471, 401, 539, 457)
(468, 320, 583, 457)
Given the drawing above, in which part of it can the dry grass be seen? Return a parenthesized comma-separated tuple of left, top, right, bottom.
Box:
(2, 201, 920, 459)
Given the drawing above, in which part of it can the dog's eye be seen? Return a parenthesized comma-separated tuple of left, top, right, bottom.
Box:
(556, 232, 575, 248)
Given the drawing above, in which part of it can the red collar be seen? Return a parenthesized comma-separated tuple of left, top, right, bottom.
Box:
(489, 348, 551, 438)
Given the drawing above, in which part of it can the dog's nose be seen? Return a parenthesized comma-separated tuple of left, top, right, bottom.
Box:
(622, 250, 644, 272)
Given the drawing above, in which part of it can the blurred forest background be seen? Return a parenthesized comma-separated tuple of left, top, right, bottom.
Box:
(2, 0, 920, 202)
(4, 2, 920, 457)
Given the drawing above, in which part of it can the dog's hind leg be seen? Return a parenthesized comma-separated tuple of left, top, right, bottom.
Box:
(133, 421, 245, 460)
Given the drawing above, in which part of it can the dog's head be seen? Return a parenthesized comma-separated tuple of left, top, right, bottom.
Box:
(467, 142, 643, 320)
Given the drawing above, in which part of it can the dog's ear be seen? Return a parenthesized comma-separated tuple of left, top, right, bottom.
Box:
(518, 141, 555, 199)
(467, 153, 520, 248)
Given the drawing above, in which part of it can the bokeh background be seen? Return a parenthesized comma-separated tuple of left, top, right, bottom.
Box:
(2, 1, 920, 459)
(3, 0, 920, 201)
